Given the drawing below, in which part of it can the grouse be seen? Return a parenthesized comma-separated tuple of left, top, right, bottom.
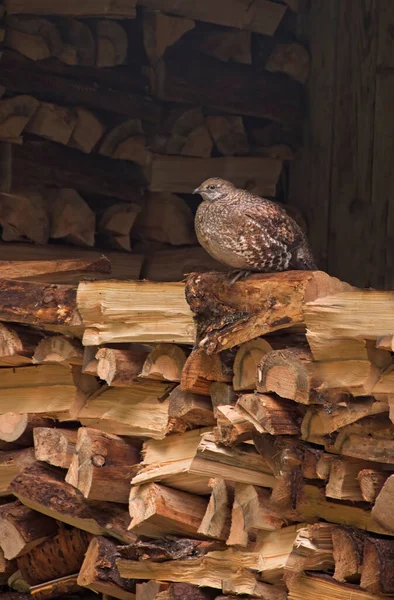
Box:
(193, 177, 316, 283)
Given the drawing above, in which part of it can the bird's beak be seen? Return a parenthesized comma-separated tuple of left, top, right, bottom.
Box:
(193, 187, 201, 195)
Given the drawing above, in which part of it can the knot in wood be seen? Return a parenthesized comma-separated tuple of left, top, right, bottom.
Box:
(92, 454, 106, 467)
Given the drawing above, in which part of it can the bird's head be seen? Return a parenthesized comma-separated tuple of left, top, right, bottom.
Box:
(193, 177, 235, 202)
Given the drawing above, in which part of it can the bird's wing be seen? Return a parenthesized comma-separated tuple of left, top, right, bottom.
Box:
(242, 200, 304, 250)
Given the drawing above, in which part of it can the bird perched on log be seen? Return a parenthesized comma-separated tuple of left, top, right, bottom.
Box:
(193, 177, 316, 283)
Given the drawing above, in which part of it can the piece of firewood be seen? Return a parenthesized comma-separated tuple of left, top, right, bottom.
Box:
(136, 581, 169, 600)
(99, 118, 143, 155)
(357, 468, 388, 503)
(0, 501, 58, 559)
(325, 457, 367, 502)
(371, 474, 394, 533)
(151, 106, 209, 158)
(143, 10, 195, 65)
(78, 536, 136, 599)
(96, 346, 149, 386)
(56, 18, 95, 66)
(332, 526, 364, 584)
(66, 427, 140, 503)
(180, 23, 251, 64)
(5, 0, 137, 18)
(94, 20, 128, 67)
(284, 523, 335, 588)
(132, 430, 274, 495)
(206, 115, 249, 156)
(78, 380, 174, 439)
(17, 524, 90, 585)
(181, 123, 213, 158)
(69, 106, 105, 153)
(82, 346, 99, 376)
(0, 413, 53, 446)
(361, 537, 394, 595)
(0, 189, 49, 244)
(5, 16, 63, 61)
(47, 187, 96, 247)
(0, 94, 39, 137)
(141, 344, 187, 382)
(9, 574, 81, 599)
(307, 334, 392, 365)
(233, 338, 273, 391)
(0, 253, 110, 281)
(288, 574, 385, 600)
(33, 427, 77, 469)
(132, 192, 197, 246)
(33, 335, 83, 366)
(9, 463, 136, 542)
(0, 448, 36, 496)
(186, 271, 352, 354)
(25, 100, 77, 144)
(168, 386, 215, 428)
(129, 482, 208, 538)
(197, 478, 232, 541)
(227, 484, 286, 547)
(255, 37, 310, 83)
(237, 393, 300, 435)
(302, 446, 324, 480)
(210, 382, 237, 417)
(215, 404, 255, 446)
(98, 203, 140, 252)
(0, 323, 43, 367)
(154, 583, 217, 600)
(180, 348, 232, 395)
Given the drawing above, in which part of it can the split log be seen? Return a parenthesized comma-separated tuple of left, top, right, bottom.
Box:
(17, 524, 90, 585)
(185, 271, 352, 354)
(301, 397, 388, 442)
(181, 23, 251, 65)
(0, 94, 39, 137)
(132, 192, 197, 246)
(255, 38, 310, 83)
(99, 119, 148, 166)
(56, 18, 95, 66)
(98, 203, 140, 252)
(78, 380, 174, 439)
(66, 427, 140, 503)
(82, 346, 99, 376)
(287, 574, 387, 600)
(13, 140, 144, 201)
(0, 501, 58, 559)
(129, 483, 208, 538)
(0, 252, 110, 281)
(47, 188, 96, 247)
(215, 404, 255, 446)
(297, 484, 387, 535)
(168, 387, 215, 428)
(136, 581, 169, 600)
(0, 323, 43, 367)
(9, 462, 136, 543)
(232, 338, 273, 391)
(141, 344, 187, 383)
(95, 20, 128, 67)
(96, 347, 149, 386)
(210, 382, 237, 416)
(325, 457, 367, 502)
(361, 537, 394, 595)
(206, 116, 248, 156)
(332, 526, 364, 584)
(5, 16, 63, 61)
(0, 413, 53, 446)
(33, 335, 83, 366)
(237, 393, 300, 435)
(197, 478, 232, 541)
(153, 48, 303, 124)
(371, 475, 394, 533)
(25, 101, 77, 145)
(0, 364, 95, 421)
(302, 446, 324, 480)
(147, 154, 282, 196)
(4, 0, 138, 18)
(78, 536, 136, 599)
(142, 10, 195, 65)
(0, 189, 49, 244)
(306, 334, 391, 366)
(0, 448, 36, 495)
(180, 348, 231, 395)
(357, 468, 388, 503)
(33, 427, 77, 469)
(132, 430, 274, 495)
(69, 106, 104, 153)
(142, 583, 213, 600)
(78, 280, 194, 346)
(150, 107, 211, 158)
(284, 523, 334, 588)
(141, 246, 226, 282)
(138, 0, 286, 36)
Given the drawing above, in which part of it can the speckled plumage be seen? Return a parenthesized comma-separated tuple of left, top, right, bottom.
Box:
(193, 177, 316, 273)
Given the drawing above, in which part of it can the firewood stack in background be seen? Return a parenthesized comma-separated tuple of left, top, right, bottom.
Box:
(0, 267, 392, 599)
(0, 0, 309, 280)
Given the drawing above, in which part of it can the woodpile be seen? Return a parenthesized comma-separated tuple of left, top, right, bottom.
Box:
(0, 0, 309, 282)
(0, 265, 392, 599)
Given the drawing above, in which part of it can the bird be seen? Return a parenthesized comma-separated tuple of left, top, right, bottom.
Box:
(193, 177, 316, 284)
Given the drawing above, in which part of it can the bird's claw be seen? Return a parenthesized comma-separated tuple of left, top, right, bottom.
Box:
(228, 270, 252, 285)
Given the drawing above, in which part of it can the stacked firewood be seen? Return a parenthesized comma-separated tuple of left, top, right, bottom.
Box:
(0, 0, 308, 278)
(0, 264, 393, 599)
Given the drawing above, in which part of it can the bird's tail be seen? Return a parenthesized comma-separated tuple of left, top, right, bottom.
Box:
(291, 245, 317, 271)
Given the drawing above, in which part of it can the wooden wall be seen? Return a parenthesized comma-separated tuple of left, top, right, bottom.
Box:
(289, 0, 394, 289)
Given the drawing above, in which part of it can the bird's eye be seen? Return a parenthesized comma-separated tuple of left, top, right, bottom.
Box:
(209, 185, 216, 190)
